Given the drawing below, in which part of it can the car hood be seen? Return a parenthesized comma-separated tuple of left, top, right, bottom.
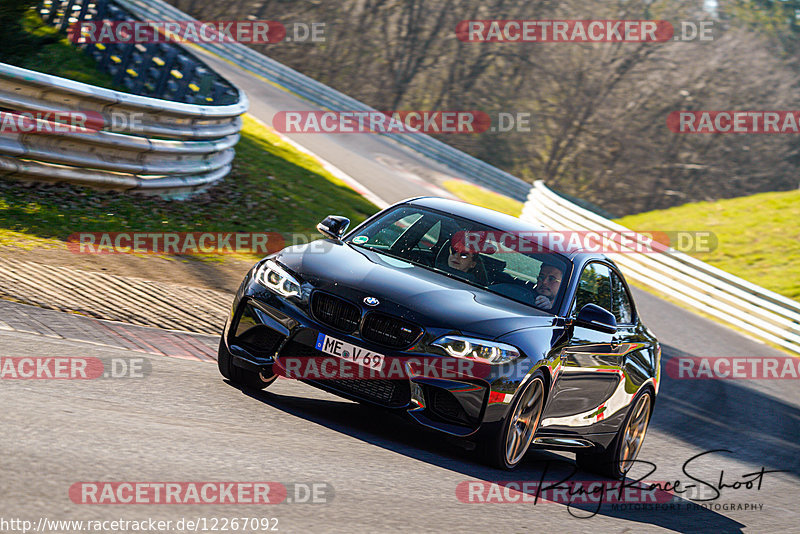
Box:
(273, 240, 556, 339)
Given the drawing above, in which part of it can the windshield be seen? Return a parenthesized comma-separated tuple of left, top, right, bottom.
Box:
(345, 205, 571, 313)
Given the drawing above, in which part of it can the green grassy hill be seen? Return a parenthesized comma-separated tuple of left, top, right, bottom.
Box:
(617, 189, 800, 301)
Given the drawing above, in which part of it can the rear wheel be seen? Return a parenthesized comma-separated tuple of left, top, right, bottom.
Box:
(481, 374, 545, 470)
(218, 337, 277, 390)
(576, 389, 653, 479)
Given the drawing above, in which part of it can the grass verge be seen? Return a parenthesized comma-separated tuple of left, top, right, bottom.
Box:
(617, 189, 800, 302)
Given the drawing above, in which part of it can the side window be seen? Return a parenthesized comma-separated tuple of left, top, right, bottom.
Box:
(369, 212, 423, 247)
(573, 263, 612, 315)
(611, 271, 634, 324)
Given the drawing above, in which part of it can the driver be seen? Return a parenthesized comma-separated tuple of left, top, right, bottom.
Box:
(448, 241, 478, 273)
(533, 263, 563, 310)
(443, 231, 492, 284)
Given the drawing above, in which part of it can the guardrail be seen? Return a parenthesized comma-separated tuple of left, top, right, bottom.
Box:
(110, 0, 534, 201)
(522, 180, 800, 356)
(0, 0, 247, 196)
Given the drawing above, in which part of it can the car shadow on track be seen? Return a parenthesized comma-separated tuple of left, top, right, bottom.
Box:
(652, 344, 800, 476)
(224, 378, 747, 533)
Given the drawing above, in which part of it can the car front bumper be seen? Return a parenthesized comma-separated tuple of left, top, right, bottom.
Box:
(222, 275, 527, 438)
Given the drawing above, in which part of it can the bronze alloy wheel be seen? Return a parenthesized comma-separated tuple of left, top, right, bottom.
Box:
(481, 374, 546, 470)
(619, 392, 652, 474)
(257, 369, 278, 386)
(505, 376, 545, 466)
(576, 389, 654, 479)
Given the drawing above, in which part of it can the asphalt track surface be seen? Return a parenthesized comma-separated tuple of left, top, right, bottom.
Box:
(2, 49, 799, 533)
(196, 50, 465, 205)
(2, 292, 798, 533)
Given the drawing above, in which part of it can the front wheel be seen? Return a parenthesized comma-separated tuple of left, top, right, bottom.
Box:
(481, 374, 545, 470)
(218, 337, 277, 391)
(217, 337, 233, 379)
(576, 389, 653, 479)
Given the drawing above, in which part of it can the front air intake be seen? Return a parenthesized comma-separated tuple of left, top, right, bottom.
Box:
(311, 292, 361, 333)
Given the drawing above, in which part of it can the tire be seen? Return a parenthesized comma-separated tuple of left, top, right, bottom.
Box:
(218, 337, 277, 391)
(217, 337, 232, 379)
(576, 388, 654, 479)
(481, 374, 546, 470)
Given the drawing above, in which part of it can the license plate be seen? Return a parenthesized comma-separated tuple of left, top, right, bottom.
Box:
(315, 333, 385, 371)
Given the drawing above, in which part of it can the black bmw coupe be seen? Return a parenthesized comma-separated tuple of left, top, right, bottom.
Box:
(218, 197, 660, 477)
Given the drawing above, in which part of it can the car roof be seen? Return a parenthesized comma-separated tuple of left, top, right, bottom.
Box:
(403, 196, 609, 263)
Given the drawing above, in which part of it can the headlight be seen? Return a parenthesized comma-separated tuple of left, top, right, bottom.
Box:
(431, 335, 521, 365)
(255, 260, 301, 298)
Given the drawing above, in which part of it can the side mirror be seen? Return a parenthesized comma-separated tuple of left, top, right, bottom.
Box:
(317, 215, 350, 240)
(575, 303, 617, 334)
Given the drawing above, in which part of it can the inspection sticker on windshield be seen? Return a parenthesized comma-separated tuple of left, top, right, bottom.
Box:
(352, 235, 369, 244)
(315, 333, 385, 371)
